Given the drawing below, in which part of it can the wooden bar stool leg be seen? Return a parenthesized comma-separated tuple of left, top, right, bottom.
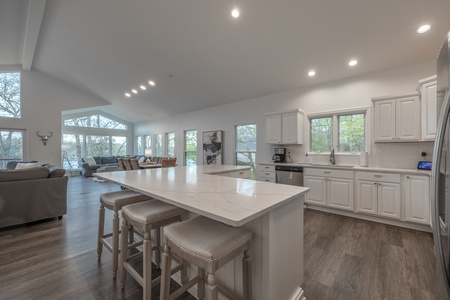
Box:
(155, 226, 161, 267)
(120, 219, 129, 289)
(160, 245, 172, 300)
(205, 272, 219, 300)
(243, 248, 252, 300)
(112, 210, 120, 278)
(198, 268, 206, 300)
(143, 230, 152, 300)
(128, 224, 134, 244)
(97, 204, 105, 260)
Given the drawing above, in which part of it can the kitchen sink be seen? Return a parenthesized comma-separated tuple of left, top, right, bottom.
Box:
(309, 163, 354, 168)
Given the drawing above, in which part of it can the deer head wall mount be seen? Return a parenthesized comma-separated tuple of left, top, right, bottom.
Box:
(36, 131, 53, 146)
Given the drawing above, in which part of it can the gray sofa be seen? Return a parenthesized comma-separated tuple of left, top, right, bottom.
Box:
(0, 163, 68, 229)
(79, 156, 120, 177)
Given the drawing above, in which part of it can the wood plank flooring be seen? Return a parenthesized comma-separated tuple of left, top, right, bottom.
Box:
(0, 176, 437, 299)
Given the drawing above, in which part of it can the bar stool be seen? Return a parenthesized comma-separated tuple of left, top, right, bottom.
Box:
(120, 200, 186, 300)
(160, 216, 253, 300)
(97, 190, 151, 278)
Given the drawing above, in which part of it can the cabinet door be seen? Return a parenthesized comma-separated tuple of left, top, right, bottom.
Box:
(282, 112, 303, 144)
(374, 99, 396, 141)
(327, 178, 354, 211)
(421, 82, 437, 141)
(304, 175, 327, 206)
(356, 180, 378, 215)
(266, 114, 282, 144)
(404, 175, 430, 225)
(377, 182, 400, 219)
(396, 96, 420, 141)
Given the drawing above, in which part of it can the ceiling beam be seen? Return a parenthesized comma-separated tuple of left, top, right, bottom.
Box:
(22, 0, 46, 71)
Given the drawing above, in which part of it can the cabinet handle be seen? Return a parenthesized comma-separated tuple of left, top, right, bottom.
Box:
(239, 171, 244, 174)
(265, 172, 270, 175)
(324, 171, 331, 174)
(264, 166, 270, 169)
(406, 176, 410, 179)
(264, 179, 270, 182)
(378, 183, 382, 186)
(374, 175, 382, 177)
(374, 182, 377, 185)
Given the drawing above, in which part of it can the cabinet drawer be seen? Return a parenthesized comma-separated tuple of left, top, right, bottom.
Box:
(260, 177, 276, 183)
(355, 172, 400, 183)
(259, 170, 276, 180)
(259, 164, 275, 172)
(304, 168, 353, 179)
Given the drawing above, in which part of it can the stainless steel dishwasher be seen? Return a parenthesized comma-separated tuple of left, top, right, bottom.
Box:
(275, 165, 303, 186)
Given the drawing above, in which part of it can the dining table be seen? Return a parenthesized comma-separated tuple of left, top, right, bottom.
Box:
(94, 165, 309, 300)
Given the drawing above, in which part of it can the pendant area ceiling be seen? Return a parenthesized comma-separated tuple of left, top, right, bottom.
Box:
(2, 0, 450, 123)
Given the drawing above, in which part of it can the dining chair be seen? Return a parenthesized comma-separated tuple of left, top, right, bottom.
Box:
(117, 157, 126, 170)
(122, 157, 133, 170)
(161, 158, 176, 168)
(129, 157, 140, 170)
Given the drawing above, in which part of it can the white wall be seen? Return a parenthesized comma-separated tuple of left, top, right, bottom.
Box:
(135, 59, 436, 169)
(0, 66, 110, 166)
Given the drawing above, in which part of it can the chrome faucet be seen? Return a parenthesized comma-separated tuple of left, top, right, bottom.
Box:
(329, 147, 336, 165)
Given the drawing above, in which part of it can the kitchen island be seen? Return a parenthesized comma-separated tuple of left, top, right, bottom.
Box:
(95, 165, 309, 300)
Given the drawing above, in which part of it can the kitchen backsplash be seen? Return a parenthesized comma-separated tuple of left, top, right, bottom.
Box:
(282, 142, 434, 169)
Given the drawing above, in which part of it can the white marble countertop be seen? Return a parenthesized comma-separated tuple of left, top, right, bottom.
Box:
(94, 165, 309, 227)
(259, 162, 432, 176)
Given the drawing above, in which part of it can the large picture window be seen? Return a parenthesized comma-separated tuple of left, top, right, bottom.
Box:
(235, 124, 256, 178)
(184, 130, 197, 166)
(155, 134, 162, 156)
(166, 132, 175, 157)
(0, 129, 24, 169)
(64, 115, 127, 130)
(0, 72, 21, 118)
(309, 109, 367, 153)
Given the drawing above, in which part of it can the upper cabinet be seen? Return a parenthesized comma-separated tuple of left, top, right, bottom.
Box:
(265, 109, 305, 144)
(416, 75, 437, 141)
(372, 94, 421, 142)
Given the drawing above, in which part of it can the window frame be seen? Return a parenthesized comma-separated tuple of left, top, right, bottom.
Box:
(307, 107, 370, 155)
(184, 130, 197, 166)
(0, 72, 21, 119)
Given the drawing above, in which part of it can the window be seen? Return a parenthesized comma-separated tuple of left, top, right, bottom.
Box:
(135, 136, 142, 154)
(184, 130, 197, 166)
(64, 115, 127, 129)
(62, 134, 84, 170)
(309, 109, 367, 153)
(166, 132, 175, 157)
(112, 136, 127, 156)
(155, 134, 162, 156)
(235, 124, 256, 179)
(144, 135, 152, 151)
(0, 129, 24, 169)
(0, 72, 21, 118)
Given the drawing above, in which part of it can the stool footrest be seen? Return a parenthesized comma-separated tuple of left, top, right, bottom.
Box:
(170, 276, 200, 300)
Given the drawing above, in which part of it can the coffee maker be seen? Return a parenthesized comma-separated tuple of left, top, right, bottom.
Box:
(272, 148, 286, 163)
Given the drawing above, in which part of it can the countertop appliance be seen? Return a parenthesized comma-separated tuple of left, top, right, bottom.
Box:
(432, 31, 450, 300)
(275, 165, 303, 186)
(272, 147, 287, 163)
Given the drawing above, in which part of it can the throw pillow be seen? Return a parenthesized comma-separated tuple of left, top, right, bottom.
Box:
(84, 157, 97, 166)
(138, 157, 145, 163)
(15, 162, 40, 169)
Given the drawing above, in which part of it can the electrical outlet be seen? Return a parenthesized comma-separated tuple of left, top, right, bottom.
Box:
(421, 151, 427, 157)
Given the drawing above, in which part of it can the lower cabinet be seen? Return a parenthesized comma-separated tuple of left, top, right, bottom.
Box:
(258, 164, 276, 183)
(404, 175, 430, 225)
(355, 172, 401, 220)
(304, 168, 354, 211)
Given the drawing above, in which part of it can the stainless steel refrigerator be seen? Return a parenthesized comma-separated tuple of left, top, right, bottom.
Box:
(432, 31, 450, 299)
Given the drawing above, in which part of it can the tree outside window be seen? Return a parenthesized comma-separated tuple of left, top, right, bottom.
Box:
(0, 130, 23, 169)
(0, 72, 21, 118)
(184, 130, 197, 166)
(339, 114, 365, 152)
(156, 134, 162, 156)
(235, 124, 256, 179)
(166, 132, 175, 157)
(310, 117, 332, 152)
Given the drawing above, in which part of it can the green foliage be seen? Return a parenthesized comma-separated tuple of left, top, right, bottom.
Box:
(339, 114, 364, 152)
(311, 117, 332, 152)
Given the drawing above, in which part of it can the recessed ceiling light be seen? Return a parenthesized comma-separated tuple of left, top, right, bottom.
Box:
(132, 89, 138, 94)
(125, 93, 131, 97)
(148, 81, 155, 86)
(140, 85, 147, 90)
(308, 70, 316, 77)
(348, 60, 358, 67)
(417, 24, 431, 34)
(231, 9, 240, 18)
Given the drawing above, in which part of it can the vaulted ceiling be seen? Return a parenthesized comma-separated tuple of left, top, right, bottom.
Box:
(2, 0, 450, 123)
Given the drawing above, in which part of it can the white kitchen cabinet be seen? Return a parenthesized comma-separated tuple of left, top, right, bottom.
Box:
(258, 164, 276, 183)
(265, 109, 304, 144)
(404, 174, 430, 225)
(417, 75, 437, 141)
(304, 168, 354, 211)
(355, 172, 401, 220)
(372, 94, 420, 142)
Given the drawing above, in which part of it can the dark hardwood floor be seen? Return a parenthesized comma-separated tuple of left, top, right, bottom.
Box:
(0, 176, 436, 299)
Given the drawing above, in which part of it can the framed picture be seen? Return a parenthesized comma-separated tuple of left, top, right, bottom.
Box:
(202, 131, 223, 165)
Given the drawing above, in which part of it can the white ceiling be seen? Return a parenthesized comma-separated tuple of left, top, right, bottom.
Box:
(2, 0, 450, 123)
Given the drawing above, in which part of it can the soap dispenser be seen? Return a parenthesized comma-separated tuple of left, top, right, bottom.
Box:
(305, 153, 310, 163)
